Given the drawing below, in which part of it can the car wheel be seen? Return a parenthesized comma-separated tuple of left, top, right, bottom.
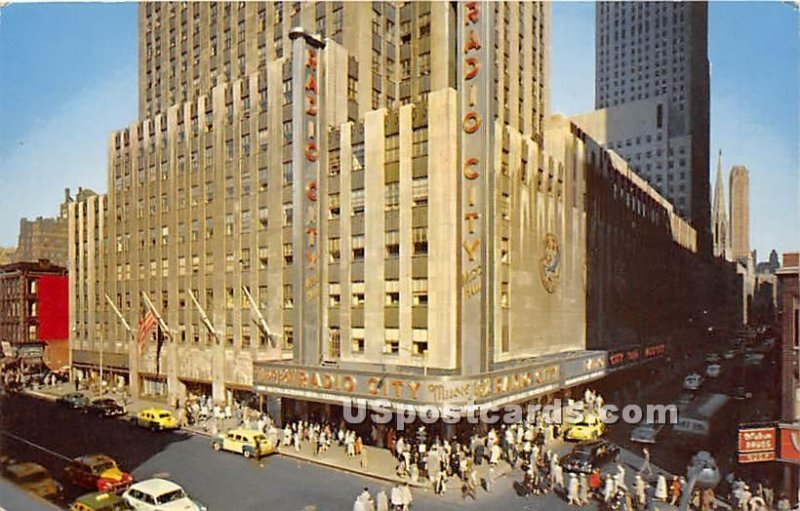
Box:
(212, 442, 221, 451)
(151, 423, 158, 432)
(243, 449, 252, 459)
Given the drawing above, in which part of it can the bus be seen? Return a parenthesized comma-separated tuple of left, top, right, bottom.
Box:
(672, 393, 731, 448)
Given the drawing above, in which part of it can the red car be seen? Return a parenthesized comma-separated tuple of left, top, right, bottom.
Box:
(62, 454, 133, 493)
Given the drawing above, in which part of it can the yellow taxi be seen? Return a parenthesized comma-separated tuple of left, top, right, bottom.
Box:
(211, 428, 275, 459)
(2, 461, 62, 500)
(135, 408, 178, 431)
(70, 491, 133, 511)
(565, 414, 606, 441)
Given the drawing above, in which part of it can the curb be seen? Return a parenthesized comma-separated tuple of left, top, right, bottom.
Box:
(21, 390, 58, 402)
(276, 448, 430, 489)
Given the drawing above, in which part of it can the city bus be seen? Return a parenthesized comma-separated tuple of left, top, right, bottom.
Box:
(672, 393, 731, 448)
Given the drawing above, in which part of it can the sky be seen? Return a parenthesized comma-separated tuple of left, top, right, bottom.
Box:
(0, 2, 798, 260)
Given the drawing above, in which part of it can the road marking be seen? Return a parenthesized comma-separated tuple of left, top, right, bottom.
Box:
(0, 430, 72, 463)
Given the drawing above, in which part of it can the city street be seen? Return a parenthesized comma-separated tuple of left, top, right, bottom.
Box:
(0, 393, 597, 510)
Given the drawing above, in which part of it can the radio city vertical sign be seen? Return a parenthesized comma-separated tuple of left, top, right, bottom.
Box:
(290, 29, 325, 365)
(458, 2, 494, 374)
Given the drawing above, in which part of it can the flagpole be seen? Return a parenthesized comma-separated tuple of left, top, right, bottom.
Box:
(105, 294, 134, 388)
(241, 285, 278, 347)
(141, 291, 170, 336)
(186, 288, 219, 340)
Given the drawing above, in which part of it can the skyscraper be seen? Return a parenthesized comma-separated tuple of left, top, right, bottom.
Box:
(729, 165, 750, 262)
(593, 1, 710, 254)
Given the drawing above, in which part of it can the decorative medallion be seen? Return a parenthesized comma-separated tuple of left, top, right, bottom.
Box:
(539, 233, 560, 293)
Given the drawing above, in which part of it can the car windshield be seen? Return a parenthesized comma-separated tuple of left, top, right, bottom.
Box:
(254, 434, 268, 443)
(156, 489, 187, 504)
(92, 461, 116, 473)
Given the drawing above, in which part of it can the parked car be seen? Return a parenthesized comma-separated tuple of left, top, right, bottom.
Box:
(2, 461, 63, 501)
(58, 392, 91, 409)
(565, 415, 606, 441)
(87, 398, 126, 418)
(630, 419, 665, 444)
(560, 440, 620, 474)
(706, 364, 721, 378)
(135, 408, 178, 431)
(723, 349, 736, 360)
(211, 428, 275, 459)
(705, 353, 720, 363)
(122, 478, 207, 511)
(70, 491, 133, 511)
(683, 373, 703, 391)
(62, 454, 133, 493)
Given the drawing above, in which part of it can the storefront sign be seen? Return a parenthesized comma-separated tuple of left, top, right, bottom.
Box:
(291, 30, 325, 365)
(737, 427, 776, 463)
(643, 343, 666, 359)
(17, 344, 44, 359)
(561, 353, 607, 387)
(458, 1, 494, 374)
(607, 346, 642, 372)
(778, 424, 800, 464)
(254, 362, 561, 408)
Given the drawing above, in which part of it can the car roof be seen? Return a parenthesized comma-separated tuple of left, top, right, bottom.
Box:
(227, 428, 264, 436)
(129, 478, 182, 495)
(76, 491, 124, 506)
(140, 408, 170, 414)
(6, 462, 48, 477)
(75, 454, 114, 465)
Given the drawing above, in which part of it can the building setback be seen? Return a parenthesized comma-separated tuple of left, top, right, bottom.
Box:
(0, 260, 69, 370)
(593, 1, 710, 254)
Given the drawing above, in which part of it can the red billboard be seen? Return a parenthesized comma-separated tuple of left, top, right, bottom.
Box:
(36, 274, 68, 341)
(738, 427, 776, 463)
(779, 424, 800, 464)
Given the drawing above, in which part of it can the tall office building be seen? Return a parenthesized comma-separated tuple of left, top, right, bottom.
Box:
(74, 1, 618, 412)
(729, 165, 749, 262)
(592, 1, 710, 254)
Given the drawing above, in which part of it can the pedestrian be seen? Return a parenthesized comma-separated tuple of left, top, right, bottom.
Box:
(655, 474, 668, 501)
(489, 442, 501, 466)
(355, 434, 363, 456)
(353, 487, 374, 511)
(465, 468, 478, 501)
(435, 470, 448, 495)
(669, 475, 681, 506)
(589, 468, 602, 496)
(361, 448, 369, 469)
(485, 465, 495, 493)
(376, 489, 389, 511)
(614, 464, 627, 491)
(553, 461, 564, 492)
(603, 474, 616, 503)
(579, 473, 589, 506)
(634, 474, 646, 508)
(639, 447, 653, 477)
(567, 472, 580, 506)
(74, 376, 80, 391)
(390, 484, 403, 511)
(777, 494, 791, 511)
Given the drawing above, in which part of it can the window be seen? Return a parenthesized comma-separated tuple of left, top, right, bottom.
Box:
(385, 230, 399, 258)
(161, 258, 169, 277)
(351, 189, 365, 215)
(241, 210, 251, 233)
(351, 328, 365, 353)
(412, 177, 428, 206)
(226, 176, 235, 198)
(283, 203, 293, 226)
(412, 329, 428, 356)
(283, 243, 293, 265)
(384, 329, 400, 354)
(205, 217, 214, 239)
(258, 285, 268, 308)
(385, 182, 399, 210)
(352, 234, 365, 261)
(413, 227, 427, 255)
(226, 287, 235, 309)
(241, 248, 250, 269)
(283, 285, 293, 309)
(327, 328, 341, 358)
(258, 206, 269, 229)
(501, 237, 509, 264)
(385, 135, 399, 162)
(329, 151, 341, 176)
(192, 255, 200, 273)
(347, 76, 358, 101)
(226, 253, 235, 272)
(352, 281, 365, 306)
(419, 52, 431, 76)
(385, 279, 400, 306)
(329, 193, 341, 219)
(418, 12, 431, 37)
(412, 127, 428, 157)
(501, 282, 509, 308)
(258, 246, 268, 268)
(500, 193, 510, 220)
(328, 283, 341, 307)
(259, 166, 269, 189)
(412, 278, 428, 306)
(225, 213, 235, 235)
(178, 256, 186, 275)
(283, 326, 294, 349)
(328, 237, 341, 263)
(283, 161, 293, 185)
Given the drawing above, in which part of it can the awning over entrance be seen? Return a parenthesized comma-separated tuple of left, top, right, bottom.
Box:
(254, 350, 608, 413)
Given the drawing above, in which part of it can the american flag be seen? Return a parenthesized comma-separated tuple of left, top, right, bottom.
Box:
(137, 311, 157, 352)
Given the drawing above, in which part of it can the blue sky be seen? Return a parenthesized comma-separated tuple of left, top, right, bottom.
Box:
(1, 2, 797, 260)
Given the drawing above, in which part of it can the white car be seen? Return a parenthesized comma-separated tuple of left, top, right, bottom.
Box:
(723, 350, 736, 360)
(706, 364, 721, 378)
(683, 373, 703, 391)
(122, 478, 207, 511)
(705, 353, 720, 363)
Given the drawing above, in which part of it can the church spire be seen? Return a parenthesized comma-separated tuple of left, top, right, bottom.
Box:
(711, 149, 730, 260)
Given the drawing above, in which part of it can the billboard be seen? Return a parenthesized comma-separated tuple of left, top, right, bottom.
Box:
(737, 427, 776, 464)
(779, 424, 800, 464)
